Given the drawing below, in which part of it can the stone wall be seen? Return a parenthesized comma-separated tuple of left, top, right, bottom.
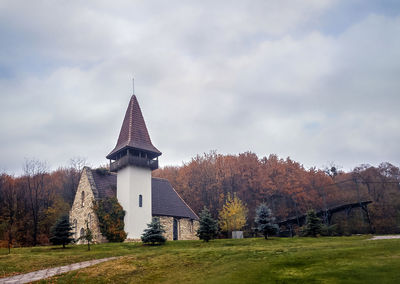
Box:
(179, 218, 199, 240)
(69, 168, 107, 244)
(158, 216, 199, 241)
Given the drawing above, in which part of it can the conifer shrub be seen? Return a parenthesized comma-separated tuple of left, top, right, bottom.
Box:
(93, 197, 127, 242)
(141, 217, 166, 245)
(254, 203, 279, 239)
(197, 207, 218, 242)
(302, 210, 322, 237)
(49, 215, 74, 248)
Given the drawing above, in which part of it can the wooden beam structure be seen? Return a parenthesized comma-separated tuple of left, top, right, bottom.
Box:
(278, 200, 373, 234)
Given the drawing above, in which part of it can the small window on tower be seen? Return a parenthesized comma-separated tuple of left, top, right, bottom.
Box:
(139, 194, 143, 207)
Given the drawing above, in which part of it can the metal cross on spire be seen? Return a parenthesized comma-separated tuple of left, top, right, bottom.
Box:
(132, 77, 135, 95)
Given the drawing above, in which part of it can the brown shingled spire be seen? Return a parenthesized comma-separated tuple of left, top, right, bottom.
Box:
(106, 95, 161, 160)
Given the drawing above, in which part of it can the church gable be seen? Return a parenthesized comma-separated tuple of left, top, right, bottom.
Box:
(69, 167, 106, 243)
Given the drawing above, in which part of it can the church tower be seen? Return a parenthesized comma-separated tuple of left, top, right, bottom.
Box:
(106, 93, 161, 239)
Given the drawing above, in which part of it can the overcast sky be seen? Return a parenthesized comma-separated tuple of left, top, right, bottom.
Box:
(1, 0, 399, 175)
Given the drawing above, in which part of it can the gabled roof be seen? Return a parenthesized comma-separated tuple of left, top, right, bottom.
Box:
(152, 178, 198, 220)
(88, 168, 198, 220)
(106, 95, 161, 160)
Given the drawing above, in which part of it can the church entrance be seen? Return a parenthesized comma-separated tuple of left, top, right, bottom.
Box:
(173, 218, 178, 240)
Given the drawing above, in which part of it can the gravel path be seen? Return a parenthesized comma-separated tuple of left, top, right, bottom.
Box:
(0, 257, 119, 284)
(369, 235, 400, 240)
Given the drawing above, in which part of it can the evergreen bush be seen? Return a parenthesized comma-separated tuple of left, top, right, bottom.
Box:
(302, 210, 322, 237)
(49, 215, 74, 248)
(254, 203, 279, 239)
(141, 217, 166, 245)
(197, 207, 218, 242)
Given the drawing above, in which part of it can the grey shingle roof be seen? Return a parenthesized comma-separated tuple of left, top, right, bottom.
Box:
(91, 169, 117, 199)
(89, 169, 198, 220)
(151, 178, 198, 220)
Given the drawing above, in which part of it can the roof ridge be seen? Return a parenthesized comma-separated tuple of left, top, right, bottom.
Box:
(85, 167, 99, 199)
(169, 185, 199, 219)
(128, 95, 133, 144)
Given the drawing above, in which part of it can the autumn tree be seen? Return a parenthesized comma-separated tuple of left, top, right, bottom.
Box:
(218, 193, 248, 235)
(254, 203, 278, 239)
(93, 197, 127, 242)
(197, 207, 218, 242)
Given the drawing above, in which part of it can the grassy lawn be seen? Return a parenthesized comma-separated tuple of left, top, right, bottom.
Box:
(1, 236, 400, 283)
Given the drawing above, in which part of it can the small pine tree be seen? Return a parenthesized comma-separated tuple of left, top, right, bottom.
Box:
(141, 217, 166, 245)
(303, 210, 322, 237)
(197, 207, 218, 242)
(50, 215, 74, 248)
(254, 203, 279, 239)
(79, 221, 93, 251)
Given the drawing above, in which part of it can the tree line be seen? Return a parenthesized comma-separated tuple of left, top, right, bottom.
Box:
(1, 152, 400, 247)
(0, 158, 85, 248)
(154, 151, 400, 235)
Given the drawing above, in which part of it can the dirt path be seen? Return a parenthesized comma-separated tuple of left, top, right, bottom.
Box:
(0, 256, 119, 284)
(369, 235, 400, 240)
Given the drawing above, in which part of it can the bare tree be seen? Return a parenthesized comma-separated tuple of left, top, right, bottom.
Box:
(69, 157, 87, 173)
(23, 159, 48, 246)
(64, 157, 87, 205)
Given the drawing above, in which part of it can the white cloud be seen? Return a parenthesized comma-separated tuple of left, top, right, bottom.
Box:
(0, 1, 399, 174)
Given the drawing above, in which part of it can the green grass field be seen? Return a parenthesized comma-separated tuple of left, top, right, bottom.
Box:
(1, 236, 400, 283)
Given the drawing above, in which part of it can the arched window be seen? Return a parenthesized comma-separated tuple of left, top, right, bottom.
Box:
(139, 194, 143, 207)
(80, 228, 84, 238)
(73, 219, 77, 238)
(88, 213, 92, 227)
(81, 191, 85, 207)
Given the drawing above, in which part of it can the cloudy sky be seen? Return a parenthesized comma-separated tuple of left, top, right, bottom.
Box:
(1, 0, 399, 175)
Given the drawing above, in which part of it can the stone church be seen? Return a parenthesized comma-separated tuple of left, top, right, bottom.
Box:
(70, 92, 199, 242)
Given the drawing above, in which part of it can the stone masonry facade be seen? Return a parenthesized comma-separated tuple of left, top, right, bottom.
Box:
(69, 169, 107, 244)
(159, 216, 199, 241)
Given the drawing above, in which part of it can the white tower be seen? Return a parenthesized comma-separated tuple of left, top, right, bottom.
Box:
(106, 94, 161, 239)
